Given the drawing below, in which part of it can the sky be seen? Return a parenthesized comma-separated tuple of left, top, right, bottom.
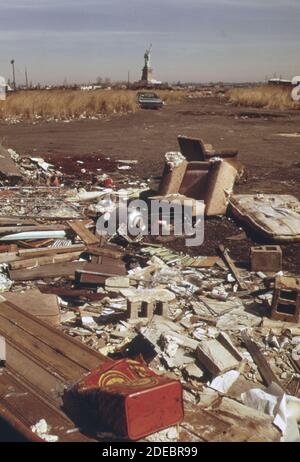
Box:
(0, 0, 299, 85)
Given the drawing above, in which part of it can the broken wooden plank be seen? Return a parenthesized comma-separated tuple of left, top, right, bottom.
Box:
(9, 261, 87, 281)
(78, 262, 127, 277)
(189, 256, 224, 268)
(219, 244, 247, 290)
(241, 331, 283, 389)
(87, 244, 124, 259)
(38, 285, 111, 302)
(18, 243, 85, 258)
(68, 220, 99, 245)
(0, 370, 95, 442)
(0, 300, 108, 371)
(0, 244, 86, 265)
(9, 251, 83, 270)
(76, 262, 127, 287)
(0, 300, 111, 441)
(0, 218, 37, 226)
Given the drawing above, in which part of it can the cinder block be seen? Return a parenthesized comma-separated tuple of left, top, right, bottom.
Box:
(271, 276, 300, 323)
(144, 301, 155, 318)
(127, 300, 140, 319)
(0, 336, 6, 366)
(250, 245, 282, 272)
(157, 301, 169, 317)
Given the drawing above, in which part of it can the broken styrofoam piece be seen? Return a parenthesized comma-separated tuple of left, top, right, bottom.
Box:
(165, 152, 186, 170)
(241, 383, 300, 441)
(80, 315, 99, 331)
(209, 370, 240, 393)
(30, 419, 59, 442)
(105, 276, 130, 290)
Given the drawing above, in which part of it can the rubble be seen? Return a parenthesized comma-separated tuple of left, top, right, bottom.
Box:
(0, 141, 299, 443)
(271, 276, 300, 323)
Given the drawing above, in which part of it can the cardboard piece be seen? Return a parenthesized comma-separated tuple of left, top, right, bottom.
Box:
(230, 194, 300, 242)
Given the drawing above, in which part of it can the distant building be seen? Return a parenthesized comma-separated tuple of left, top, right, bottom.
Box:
(268, 78, 292, 86)
(0, 76, 7, 100)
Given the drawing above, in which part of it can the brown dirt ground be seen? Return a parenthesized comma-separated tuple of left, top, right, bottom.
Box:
(0, 96, 300, 272)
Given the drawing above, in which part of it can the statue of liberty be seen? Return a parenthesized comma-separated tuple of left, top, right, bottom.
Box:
(144, 44, 152, 68)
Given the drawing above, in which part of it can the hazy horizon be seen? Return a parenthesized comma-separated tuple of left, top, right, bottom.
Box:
(0, 0, 299, 86)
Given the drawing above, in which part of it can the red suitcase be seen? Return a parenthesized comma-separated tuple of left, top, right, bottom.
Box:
(72, 358, 184, 440)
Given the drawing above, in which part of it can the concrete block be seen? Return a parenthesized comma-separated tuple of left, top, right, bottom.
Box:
(250, 245, 282, 273)
(271, 276, 300, 323)
(196, 333, 243, 377)
(125, 288, 175, 320)
(157, 301, 169, 317)
(127, 300, 140, 319)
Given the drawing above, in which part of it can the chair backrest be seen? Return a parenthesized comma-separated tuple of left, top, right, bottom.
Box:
(177, 135, 206, 161)
(179, 162, 210, 199)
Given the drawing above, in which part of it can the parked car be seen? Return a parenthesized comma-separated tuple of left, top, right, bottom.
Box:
(137, 92, 164, 110)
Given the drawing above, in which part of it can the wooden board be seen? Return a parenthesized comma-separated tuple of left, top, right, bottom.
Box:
(9, 261, 87, 281)
(2, 289, 61, 326)
(9, 251, 83, 270)
(0, 300, 109, 441)
(0, 244, 85, 265)
(68, 220, 99, 245)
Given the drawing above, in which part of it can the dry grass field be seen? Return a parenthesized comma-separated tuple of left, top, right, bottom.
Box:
(0, 89, 188, 121)
(227, 85, 300, 110)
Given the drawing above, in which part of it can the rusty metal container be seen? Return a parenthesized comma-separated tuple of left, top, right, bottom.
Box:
(72, 358, 184, 440)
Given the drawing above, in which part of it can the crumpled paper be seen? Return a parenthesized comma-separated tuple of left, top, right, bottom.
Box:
(241, 382, 300, 442)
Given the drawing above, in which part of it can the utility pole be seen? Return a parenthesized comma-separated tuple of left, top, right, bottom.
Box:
(128, 71, 130, 88)
(10, 59, 16, 90)
(25, 66, 29, 89)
